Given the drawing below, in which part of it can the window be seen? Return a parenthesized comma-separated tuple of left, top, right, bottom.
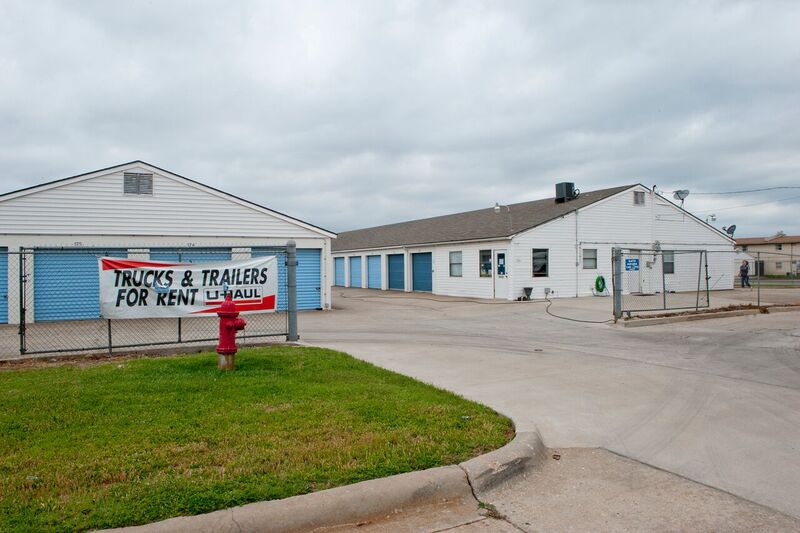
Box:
(776, 244, 783, 250)
(532, 249, 548, 277)
(633, 191, 645, 205)
(582, 248, 597, 269)
(123, 172, 154, 195)
(663, 251, 675, 274)
(449, 251, 463, 277)
(479, 250, 492, 277)
(776, 261, 783, 269)
(741, 245, 748, 251)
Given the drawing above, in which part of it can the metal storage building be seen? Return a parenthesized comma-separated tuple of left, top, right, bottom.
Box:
(0, 161, 336, 325)
(332, 184, 735, 300)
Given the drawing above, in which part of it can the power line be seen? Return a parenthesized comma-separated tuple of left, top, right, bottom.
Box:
(669, 186, 800, 195)
(712, 193, 800, 212)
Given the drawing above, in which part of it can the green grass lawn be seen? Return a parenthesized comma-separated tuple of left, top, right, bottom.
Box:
(0, 346, 512, 532)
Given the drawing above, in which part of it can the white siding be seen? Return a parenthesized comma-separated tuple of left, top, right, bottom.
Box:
(334, 186, 734, 301)
(511, 214, 579, 299)
(333, 239, 510, 299)
(512, 187, 735, 299)
(0, 165, 325, 239)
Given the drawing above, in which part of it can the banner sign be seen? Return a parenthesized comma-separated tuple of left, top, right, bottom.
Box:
(99, 256, 278, 319)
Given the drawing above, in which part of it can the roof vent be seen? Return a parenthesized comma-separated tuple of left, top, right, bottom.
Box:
(124, 172, 153, 195)
(555, 182, 577, 203)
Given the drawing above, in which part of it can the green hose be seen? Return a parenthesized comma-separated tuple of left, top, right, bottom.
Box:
(595, 275, 606, 293)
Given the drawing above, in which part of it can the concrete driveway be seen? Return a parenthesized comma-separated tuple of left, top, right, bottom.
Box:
(301, 288, 800, 520)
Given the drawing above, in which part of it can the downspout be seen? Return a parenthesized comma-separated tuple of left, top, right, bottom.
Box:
(650, 186, 656, 249)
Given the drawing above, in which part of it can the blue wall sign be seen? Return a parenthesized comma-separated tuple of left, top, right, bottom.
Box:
(625, 258, 640, 271)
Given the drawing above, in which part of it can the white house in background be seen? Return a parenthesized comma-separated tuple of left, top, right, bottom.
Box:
(0, 161, 336, 324)
(332, 183, 735, 300)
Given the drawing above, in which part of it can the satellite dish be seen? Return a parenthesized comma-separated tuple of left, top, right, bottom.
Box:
(673, 190, 690, 201)
(723, 225, 737, 236)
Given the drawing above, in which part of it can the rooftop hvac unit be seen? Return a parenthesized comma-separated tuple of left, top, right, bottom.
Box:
(555, 182, 577, 203)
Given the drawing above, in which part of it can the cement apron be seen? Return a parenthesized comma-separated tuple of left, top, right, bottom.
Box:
(101, 431, 547, 533)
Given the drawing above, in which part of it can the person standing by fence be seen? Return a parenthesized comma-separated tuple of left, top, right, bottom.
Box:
(740, 260, 752, 288)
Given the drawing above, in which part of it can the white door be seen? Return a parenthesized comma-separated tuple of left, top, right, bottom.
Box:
(626, 250, 643, 294)
(494, 249, 509, 299)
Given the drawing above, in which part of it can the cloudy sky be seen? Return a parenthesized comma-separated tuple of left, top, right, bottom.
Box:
(1, 1, 798, 236)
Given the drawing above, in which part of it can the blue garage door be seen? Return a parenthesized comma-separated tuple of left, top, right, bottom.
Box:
(149, 248, 231, 263)
(34, 248, 128, 321)
(412, 252, 433, 292)
(0, 248, 7, 324)
(349, 256, 362, 288)
(334, 257, 345, 286)
(251, 248, 322, 310)
(296, 249, 322, 310)
(388, 254, 405, 290)
(367, 255, 381, 289)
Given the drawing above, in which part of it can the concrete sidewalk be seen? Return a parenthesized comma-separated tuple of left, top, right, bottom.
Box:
(301, 288, 800, 523)
(353, 448, 800, 532)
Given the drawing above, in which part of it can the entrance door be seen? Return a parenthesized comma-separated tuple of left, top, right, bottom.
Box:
(493, 249, 509, 299)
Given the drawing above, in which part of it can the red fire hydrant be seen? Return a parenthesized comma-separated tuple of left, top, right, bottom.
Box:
(217, 293, 246, 370)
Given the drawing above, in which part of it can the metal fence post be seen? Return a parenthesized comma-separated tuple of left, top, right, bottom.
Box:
(695, 250, 703, 311)
(757, 251, 761, 307)
(704, 251, 710, 306)
(661, 251, 667, 310)
(612, 247, 623, 321)
(286, 240, 298, 341)
(18, 251, 27, 355)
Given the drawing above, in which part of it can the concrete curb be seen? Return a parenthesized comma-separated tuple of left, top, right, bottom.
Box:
(620, 308, 761, 327)
(619, 305, 800, 327)
(102, 432, 545, 533)
(459, 430, 547, 498)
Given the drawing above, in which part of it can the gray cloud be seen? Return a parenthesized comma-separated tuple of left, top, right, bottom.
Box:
(1, 0, 799, 237)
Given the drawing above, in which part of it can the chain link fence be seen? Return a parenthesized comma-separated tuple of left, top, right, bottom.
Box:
(612, 248, 800, 319)
(612, 249, 709, 317)
(1, 246, 293, 360)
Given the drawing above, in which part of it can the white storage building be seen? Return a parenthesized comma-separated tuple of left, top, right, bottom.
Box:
(332, 184, 735, 300)
(0, 161, 336, 325)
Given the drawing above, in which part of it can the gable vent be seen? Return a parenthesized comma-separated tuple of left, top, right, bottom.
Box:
(123, 172, 154, 195)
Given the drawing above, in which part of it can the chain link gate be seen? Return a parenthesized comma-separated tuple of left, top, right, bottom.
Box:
(612, 248, 709, 319)
(2, 245, 296, 359)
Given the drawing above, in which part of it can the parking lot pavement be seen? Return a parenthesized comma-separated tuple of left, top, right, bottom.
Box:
(301, 288, 800, 520)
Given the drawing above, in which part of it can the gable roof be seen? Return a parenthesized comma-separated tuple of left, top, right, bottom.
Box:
(0, 160, 336, 238)
(333, 185, 636, 252)
(737, 235, 800, 246)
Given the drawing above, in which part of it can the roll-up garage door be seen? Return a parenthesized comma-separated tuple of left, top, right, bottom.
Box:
(251, 247, 322, 310)
(296, 248, 322, 310)
(387, 254, 405, 290)
(334, 257, 345, 286)
(367, 255, 381, 289)
(349, 256, 362, 287)
(412, 252, 433, 292)
(34, 248, 128, 321)
(0, 248, 7, 324)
